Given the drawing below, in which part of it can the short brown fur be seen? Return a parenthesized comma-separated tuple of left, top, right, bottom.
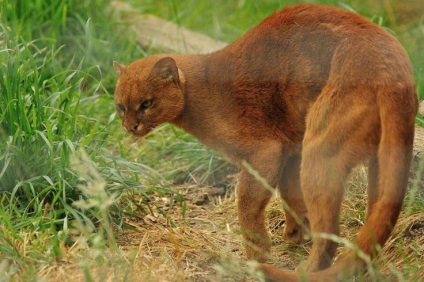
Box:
(113, 4, 417, 281)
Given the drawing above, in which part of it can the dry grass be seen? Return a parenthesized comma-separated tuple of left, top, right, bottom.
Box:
(37, 183, 259, 282)
(35, 167, 423, 282)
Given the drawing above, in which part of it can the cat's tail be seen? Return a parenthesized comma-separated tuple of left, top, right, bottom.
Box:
(260, 84, 417, 282)
(260, 253, 364, 282)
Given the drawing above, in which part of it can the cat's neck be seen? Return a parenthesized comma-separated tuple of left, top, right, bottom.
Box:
(172, 55, 214, 125)
(170, 52, 236, 149)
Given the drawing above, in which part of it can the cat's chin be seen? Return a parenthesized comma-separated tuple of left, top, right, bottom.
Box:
(131, 133, 145, 138)
(132, 127, 155, 138)
(132, 131, 150, 138)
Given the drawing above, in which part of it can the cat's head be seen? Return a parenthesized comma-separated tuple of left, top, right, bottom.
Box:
(113, 56, 185, 137)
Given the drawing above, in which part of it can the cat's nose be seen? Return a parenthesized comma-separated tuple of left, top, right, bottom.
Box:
(125, 122, 139, 133)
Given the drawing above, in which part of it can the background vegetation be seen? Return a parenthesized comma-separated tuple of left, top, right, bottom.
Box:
(0, 0, 423, 281)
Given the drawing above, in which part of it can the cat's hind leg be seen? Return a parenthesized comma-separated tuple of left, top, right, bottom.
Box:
(298, 86, 380, 272)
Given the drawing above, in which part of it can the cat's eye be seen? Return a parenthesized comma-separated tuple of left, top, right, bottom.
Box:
(140, 99, 153, 111)
(117, 104, 126, 112)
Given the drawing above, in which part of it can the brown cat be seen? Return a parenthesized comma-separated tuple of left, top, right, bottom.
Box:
(113, 3, 417, 281)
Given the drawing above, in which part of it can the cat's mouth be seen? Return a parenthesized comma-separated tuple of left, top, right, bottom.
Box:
(131, 124, 156, 138)
(123, 120, 157, 137)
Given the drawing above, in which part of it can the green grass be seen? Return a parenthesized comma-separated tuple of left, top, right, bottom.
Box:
(0, 0, 423, 280)
(0, 0, 180, 277)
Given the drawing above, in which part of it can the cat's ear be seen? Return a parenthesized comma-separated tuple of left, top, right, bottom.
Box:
(113, 61, 126, 76)
(151, 57, 179, 84)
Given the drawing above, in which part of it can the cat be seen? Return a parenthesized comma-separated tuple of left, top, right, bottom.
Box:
(113, 3, 417, 281)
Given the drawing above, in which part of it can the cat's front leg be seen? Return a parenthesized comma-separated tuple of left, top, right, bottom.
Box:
(237, 169, 273, 262)
(278, 154, 310, 244)
(235, 143, 282, 262)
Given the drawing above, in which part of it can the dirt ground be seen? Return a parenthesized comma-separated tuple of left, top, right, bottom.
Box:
(40, 169, 423, 282)
(111, 168, 423, 281)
